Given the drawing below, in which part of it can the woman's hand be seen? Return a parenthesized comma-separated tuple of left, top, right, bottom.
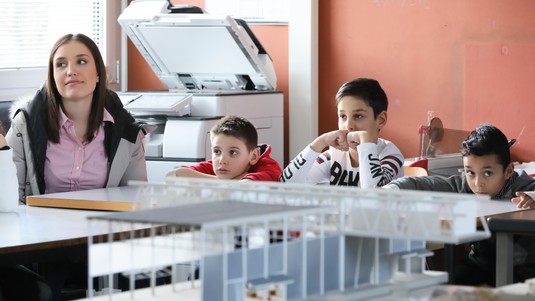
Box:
(0, 134, 7, 148)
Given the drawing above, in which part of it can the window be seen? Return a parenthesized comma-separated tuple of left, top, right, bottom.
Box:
(0, 0, 122, 101)
(0, 0, 103, 69)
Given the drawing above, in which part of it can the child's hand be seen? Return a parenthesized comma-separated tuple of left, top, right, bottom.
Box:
(311, 130, 349, 152)
(512, 192, 535, 209)
(346, 131, 378, 148)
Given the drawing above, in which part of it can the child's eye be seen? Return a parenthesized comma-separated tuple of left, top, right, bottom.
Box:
(484, 171, 493, 177)
(55, 62, 66, 68)
(212, 149, 221, 156)
(338, 114, 347, 119)
(465, 170, 475, 176)
(353, 114, 364, 120)
(79, 59, 87, 65)
(230, 150, 239, 157)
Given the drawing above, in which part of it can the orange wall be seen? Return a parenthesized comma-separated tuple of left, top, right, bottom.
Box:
(318, 0, 535, 162)
(128, 0, 535, 163)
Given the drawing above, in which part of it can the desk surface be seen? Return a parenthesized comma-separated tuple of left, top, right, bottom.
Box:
(488, 209, 535, 232)
(26, 185, 524, 216)
(476, 199, 524, 218)
(26, 186, 144, 211)
(0, 206, 109, 255)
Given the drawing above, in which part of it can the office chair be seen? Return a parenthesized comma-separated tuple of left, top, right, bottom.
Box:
(403, 166, 429, 177)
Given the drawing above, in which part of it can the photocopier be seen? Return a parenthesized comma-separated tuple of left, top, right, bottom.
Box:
(118, 0, 284, 182)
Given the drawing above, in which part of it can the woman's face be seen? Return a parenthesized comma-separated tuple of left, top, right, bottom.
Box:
(52, 40, 99, 104)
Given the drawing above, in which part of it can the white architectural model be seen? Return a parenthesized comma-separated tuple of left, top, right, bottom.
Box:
(86, 179, 491, 300)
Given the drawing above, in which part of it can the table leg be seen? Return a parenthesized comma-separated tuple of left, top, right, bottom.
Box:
(444, 243, 456, 284)
(495, 232, 514, 287)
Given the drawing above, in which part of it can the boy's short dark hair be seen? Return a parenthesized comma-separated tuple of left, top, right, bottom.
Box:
(335, 78, 388, 118)
(461, 123, 511, 170)
(211, 115, 258, 151)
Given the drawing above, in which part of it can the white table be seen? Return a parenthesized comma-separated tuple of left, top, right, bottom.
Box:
(0, 205, 110, 266)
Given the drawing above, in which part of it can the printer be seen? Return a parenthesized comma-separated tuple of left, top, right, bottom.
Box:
(118, 0, 284, 182)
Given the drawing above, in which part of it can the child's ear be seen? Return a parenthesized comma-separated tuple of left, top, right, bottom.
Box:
(249, 148, 260, 166)
(505, 162, 515, 179)
(376, 111, 387, 130)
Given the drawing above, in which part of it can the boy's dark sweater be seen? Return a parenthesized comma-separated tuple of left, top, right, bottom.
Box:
(388, 170, 535, 269)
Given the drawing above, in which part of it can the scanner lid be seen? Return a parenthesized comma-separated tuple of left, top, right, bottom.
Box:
(118, 0, 277, 91)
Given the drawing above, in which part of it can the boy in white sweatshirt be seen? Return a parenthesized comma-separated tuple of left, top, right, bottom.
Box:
(280, 78, 404, 188)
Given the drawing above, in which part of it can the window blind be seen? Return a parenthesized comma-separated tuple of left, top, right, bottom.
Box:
(0, 0, 104, 69)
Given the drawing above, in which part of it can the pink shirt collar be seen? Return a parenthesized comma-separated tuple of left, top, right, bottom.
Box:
(58, 106, 115, 127)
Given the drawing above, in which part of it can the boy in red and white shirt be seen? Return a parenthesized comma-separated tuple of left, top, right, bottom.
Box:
(167, 115, 281, 182)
